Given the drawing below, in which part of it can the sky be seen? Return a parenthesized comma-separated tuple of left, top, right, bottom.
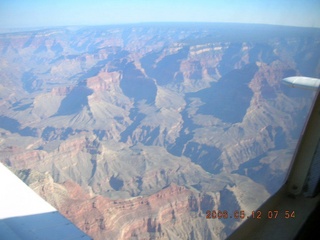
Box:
(0, 0, 320, 29)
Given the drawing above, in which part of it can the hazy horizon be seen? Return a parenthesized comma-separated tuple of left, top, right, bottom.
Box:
(2, 21, 320, 34)
(1, 0, 320, 30)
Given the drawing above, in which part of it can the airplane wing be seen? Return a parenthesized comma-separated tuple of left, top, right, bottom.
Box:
(0, 163, 92, 240)
(281, 76, 320, 91)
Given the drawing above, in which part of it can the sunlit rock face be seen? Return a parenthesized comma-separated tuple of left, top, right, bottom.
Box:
(1, 23, 319, 239)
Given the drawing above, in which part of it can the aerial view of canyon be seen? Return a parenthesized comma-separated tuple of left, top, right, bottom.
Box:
(1, 1, 320, 239)
(1, 22, 319, 239)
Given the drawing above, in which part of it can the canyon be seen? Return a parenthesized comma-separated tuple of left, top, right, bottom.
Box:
(0, 23, 319, 239)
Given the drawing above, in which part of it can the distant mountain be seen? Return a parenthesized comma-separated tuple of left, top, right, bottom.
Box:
(1, 23, 319, 239)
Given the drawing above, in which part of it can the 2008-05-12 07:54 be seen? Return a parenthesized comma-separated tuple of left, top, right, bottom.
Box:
(206, 210, 296, 220)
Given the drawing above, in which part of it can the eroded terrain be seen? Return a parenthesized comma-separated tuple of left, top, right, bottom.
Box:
(0, 23, 319, 239)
